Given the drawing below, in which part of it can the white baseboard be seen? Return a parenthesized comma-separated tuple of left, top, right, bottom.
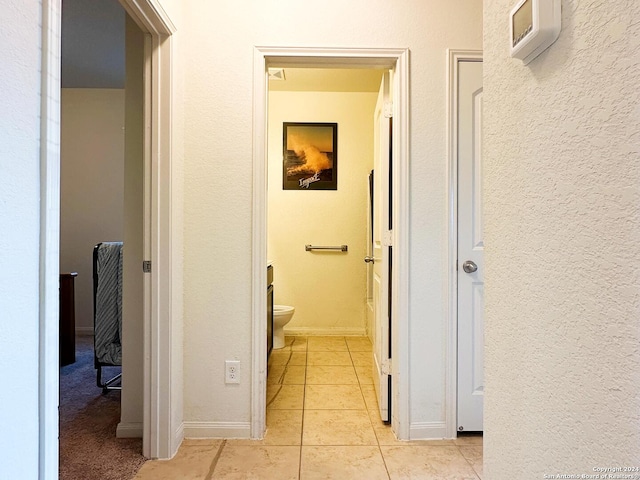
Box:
(366, 301, 374, 338)
(409, 422, 448, 440)
(116, 421, 143, 438)
(172, 422, 185, 457)
(75, 326, 94, 336)
(183, 421, 251, 439)
(284, 326, 367, 336)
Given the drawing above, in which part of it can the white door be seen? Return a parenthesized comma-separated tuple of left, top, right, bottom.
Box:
(457, 59, 484, 432)
(369, 71, 392, 423)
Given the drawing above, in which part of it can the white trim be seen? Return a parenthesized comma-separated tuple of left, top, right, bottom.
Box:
(120, 0, 178, 460)
(184, 422, 252, 439)
(148, 29, 175, 461)
(446, 49, 483, 439)
(40, 2, 61, 478)
(391, 47, 411, 441)
(409, 422, 448, 440)
(251, 46, 410, 441)
(283, 327, 367, 337)
(116, 422, 144, 438)
(118, 0, 176, 35)
(251, 47, 269, 440)
(172, 422, 185, 456)
(141, 29, 155, 460)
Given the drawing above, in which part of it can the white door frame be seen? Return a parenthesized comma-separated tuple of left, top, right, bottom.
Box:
(446, 49, 483, 439)
(40, 1, 177, 473)
(251, 46, 410, 440)
(119, 0, 178, 460)
(40, 3, 62, 476)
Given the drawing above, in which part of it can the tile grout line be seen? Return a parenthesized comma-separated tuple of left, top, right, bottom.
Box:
(352, 339, 392, 478)
(266, 384, 283, 408)
(204, 439, 226, 480)
(377, 440, 393, 479)
(455, 444, 473, 475)
(456, 443, 483, 480)
(358, 361, 393, 480)
(298, 346, 308, 479)
(267, 345, 295, 408)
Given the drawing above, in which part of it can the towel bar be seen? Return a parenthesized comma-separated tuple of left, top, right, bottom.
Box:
(305, 244, 348, 252)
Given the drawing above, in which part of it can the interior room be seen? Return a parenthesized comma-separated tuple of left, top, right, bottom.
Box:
(2, 0, 639, 479)
(266, 67, 382, 339)
(58, 1, 146, 478)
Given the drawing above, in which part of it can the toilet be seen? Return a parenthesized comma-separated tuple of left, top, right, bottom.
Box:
(273, 305, 295, 349)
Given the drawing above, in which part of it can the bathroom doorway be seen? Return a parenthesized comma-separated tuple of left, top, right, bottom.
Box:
(266, 67, 382, 338)
(265, 67, 384, 426)
(251, 47, 410, 441)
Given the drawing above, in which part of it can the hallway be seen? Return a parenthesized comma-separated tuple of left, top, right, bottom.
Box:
(134, 336, 483, 479)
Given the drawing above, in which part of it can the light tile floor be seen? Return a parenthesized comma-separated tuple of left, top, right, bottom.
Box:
(133, 336, 483, 479)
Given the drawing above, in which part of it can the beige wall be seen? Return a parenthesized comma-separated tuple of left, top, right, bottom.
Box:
(268, 90, 377, 336)
(118, 14, 145, 438)
(60, 88, 125, 333)
(179, 0, 482, 435)
(483, 0, 640, 477)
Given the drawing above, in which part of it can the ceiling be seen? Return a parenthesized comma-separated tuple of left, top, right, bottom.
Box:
(269, 68, 384, 93)
(61, 0, 125, 88)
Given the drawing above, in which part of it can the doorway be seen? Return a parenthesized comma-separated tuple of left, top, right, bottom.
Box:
(40, 1, 178, 473)
(266, 68, 383, 338)
(59, 3, 143, 476)
(251, 47, 410, 440)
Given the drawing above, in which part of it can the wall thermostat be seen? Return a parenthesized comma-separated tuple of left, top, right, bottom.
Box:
(510, 0, 561, 65)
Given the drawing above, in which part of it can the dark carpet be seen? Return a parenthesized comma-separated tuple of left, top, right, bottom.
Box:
(59, 336, 146, 480)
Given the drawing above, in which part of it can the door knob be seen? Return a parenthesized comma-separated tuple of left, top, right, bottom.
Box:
(364, 256, 375, 264)
(462, 260, 477, 273)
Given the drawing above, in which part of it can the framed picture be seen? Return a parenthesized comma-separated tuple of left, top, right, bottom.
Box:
(282, 122, 338, 190)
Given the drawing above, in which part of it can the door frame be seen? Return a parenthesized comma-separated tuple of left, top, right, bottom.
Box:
(40, 3, 62, 476)
(40, 1, 178, 473)
(119, 0, 178, 459)
(251, 46, 410, 440)
(445, 49, 483, 439)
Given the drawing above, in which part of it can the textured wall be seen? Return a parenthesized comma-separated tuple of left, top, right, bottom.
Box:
(60, 89, 125, 332)
(268, 90, 377, 336)
(483, 0, 640, 477)
(179, 0, 482, 430)
(0, 1, 43, 476)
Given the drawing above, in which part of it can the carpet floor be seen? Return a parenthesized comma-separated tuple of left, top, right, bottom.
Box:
(59, 336, 146, 480)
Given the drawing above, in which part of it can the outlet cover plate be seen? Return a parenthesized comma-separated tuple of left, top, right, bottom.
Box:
(225, 360, 240, 384)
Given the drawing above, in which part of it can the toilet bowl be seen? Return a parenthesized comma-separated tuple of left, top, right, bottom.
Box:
(273, 305, 295, 349)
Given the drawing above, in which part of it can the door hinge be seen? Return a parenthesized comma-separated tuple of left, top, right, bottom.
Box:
(384, 101, 393, 118)
(142, 260, 151, 273)
(383, 230, 393, 247)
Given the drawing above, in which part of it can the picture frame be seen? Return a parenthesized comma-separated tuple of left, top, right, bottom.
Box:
(282, 122, 338, 190)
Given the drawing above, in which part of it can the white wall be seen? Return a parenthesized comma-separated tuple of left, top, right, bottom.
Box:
(179, 0, 482, 435)
(483, 0, 640, 477)
(268, 90, 377, 336)
(60, 89, 125, 333)
(0, 1, 46, 477)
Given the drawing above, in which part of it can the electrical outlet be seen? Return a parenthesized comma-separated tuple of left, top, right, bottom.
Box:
(225, 360, 240, 384)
